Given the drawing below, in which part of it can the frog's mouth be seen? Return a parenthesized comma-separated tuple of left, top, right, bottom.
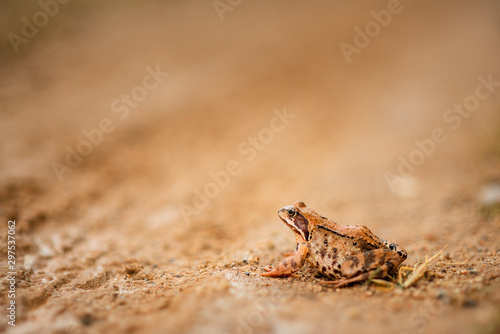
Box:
(278, 206, 309, 241)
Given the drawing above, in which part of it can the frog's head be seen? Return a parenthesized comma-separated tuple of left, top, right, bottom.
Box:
(278, 201, 310, 241)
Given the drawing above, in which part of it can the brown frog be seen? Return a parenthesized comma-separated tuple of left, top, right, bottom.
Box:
(261, 201, 407, 288)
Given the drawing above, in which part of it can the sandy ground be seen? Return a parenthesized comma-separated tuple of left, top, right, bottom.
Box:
(1, 1, 500, 333)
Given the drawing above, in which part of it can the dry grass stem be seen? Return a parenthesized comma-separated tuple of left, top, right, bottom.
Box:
(400, 245, 447, 288)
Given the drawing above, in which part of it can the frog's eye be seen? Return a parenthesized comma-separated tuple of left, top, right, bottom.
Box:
(287, 208, 296, 216)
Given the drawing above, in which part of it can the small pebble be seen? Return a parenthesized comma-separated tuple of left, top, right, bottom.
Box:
(463, 299, 478, 308)
(467, 268, 479, 275)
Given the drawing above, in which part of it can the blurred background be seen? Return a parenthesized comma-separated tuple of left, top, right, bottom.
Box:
(1, 1, 500, 333)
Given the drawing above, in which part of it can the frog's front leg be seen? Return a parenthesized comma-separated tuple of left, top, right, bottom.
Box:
(322, 248, 404, 288)
(261, 243, 309, 277)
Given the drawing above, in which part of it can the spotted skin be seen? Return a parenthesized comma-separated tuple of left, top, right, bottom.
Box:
(261, 201, 407, 288)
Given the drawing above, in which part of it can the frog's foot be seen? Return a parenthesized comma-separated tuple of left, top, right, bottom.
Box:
(261, 266, 301, 278)
(261, 268, 291, 277)
(261, 243, 308, 278)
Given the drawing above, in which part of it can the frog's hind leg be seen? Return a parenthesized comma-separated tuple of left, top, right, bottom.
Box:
(261, 243, 308, 277)
(380, 239, 408, 261)
(321, 249, 401, 288)
(322, 272, 372, 288)
(322, 262, 394, 288)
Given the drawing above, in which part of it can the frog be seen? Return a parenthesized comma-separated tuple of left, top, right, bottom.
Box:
(261, 201, 407, 288)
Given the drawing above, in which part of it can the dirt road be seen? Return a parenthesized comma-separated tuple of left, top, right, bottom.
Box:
(1, 1, 500, 333)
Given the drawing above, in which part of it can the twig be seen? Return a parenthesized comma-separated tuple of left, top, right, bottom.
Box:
(401, 245, 447, 288)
